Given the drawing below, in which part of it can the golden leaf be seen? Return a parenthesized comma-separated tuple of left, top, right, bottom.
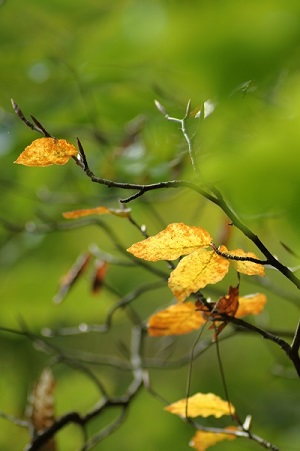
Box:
(63, 206, 131, 219)
(14, 137, 77, 167)
(236, 293, 267, 317)
(127, 223, 212, 261)
(148, 302, 206, 336)
(168, 249, 230, 302)
(190, 429, 236, 451)
(165, 392, 235, 418)
(226, 249, 265, 276)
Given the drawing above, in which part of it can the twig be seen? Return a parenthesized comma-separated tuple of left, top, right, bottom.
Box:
(11, 101, 300, 291)
(155, 99, 199, 175)
(11, 100, 52, 137)
(24, 325, 144, 451)
(216, 314, 300, 377)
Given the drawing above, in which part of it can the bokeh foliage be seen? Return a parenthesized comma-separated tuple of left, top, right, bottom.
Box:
(1, 0, 300, 450)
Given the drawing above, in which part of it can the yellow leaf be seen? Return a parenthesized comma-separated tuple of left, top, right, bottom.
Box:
(63, 206, 131, 219)
(127, 223, 212, 261)
(148, 302, 206, 336)
(190, 429, 236, 451)
(165, 393, 235, 418)
(226, 249, 265, 276)
(168, 249, 229, 302)
(14, 138, 78, 166)
(236, 293, 267, 317)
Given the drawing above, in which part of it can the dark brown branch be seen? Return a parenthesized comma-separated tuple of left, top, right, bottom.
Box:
(211, 242, 269, 265)
(291, 319, 300, 362)
(11, 101, 300, 291)
(215, 314, 300, 377)
(23, 325, 144, 451)
(11, 100, 51, 137)
(71, 139, 300, 291)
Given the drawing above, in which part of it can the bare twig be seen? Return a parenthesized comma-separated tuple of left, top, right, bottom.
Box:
(11, 100, 52, 137)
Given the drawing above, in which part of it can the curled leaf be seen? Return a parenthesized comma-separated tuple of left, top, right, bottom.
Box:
(127, 223, 212, 261)
(92, 260, 108, 294)
(53, 252, 91, 304)
(168, 248, 229, 302)
(165, 392, 235, 418)
(63, 206, 131, 219)
(14, 138, 77, 166)
(148, 302, 205, 336)
(211, 285, 239, 338)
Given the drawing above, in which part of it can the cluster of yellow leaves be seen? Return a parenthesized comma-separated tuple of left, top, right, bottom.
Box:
(14, 137, 78, 166)
(165, 392, 237, 450)
(148, 290, 266, 337)
(128, 223, 265, 302)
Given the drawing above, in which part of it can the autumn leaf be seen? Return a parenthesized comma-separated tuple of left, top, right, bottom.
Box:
(148, 302, 206, 336)
(168, 248, 230, 302)
(210, 285, 239, 338)
(216, 285, 239, 317)
(190, 429, 236, 451)
(92, 260, 108, 294)
(28, 368, 56, 451)
(225, 248, 265, 276)
(14, 137, 78, 166)
(236, 293, 267, 317)
(127, 223, 265, 302)
(53, 252, 91, 304)
(127, 223, 212, 261)
(196, 287, 266, 335)
(165, 392, 235, 418)
(63, 206, 131, 219)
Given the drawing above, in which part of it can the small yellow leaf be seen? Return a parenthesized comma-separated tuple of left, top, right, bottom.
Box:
(165, 392, 235, 418)
(168, 249, 230, 302)
(14, 138, 78, 166)
(226, 249, 265, 276)
(190, 429, 236, 451)
(236, 293, 267, 317)
(127, 223, 212, 261)
(63, 206, 131, 219)
(148, 302, 206, 336)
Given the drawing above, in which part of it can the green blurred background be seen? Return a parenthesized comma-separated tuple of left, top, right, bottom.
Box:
(1, 0, 300, 449)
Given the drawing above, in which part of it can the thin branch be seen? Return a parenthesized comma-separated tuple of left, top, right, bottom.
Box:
(291, 319, 300, 359)
(24, 325, 145, 451)
(155, 99, 199, 175)
(70, 141, 300, 291)
(11, 101, 300, 291)
(211, 242, 269, 265)
(188, 420, 279, 451)
(0, 411, 29, 428)
(11, 100, 52, 137)
(216, 314, 300, 377)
